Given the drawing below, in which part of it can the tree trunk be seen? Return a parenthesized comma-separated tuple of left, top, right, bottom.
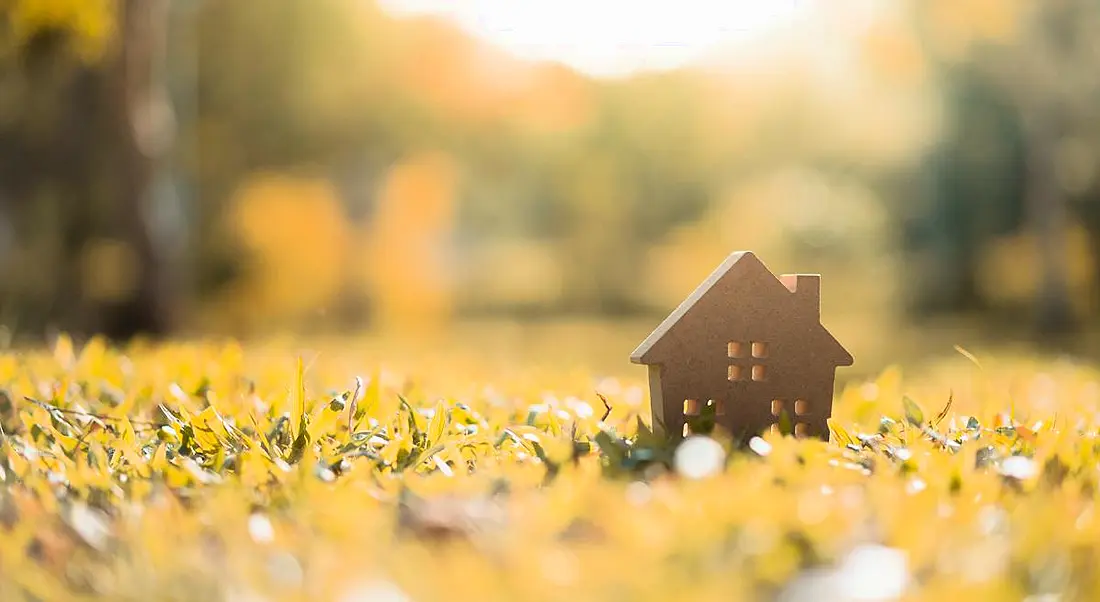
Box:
(101, 0, 176, 339)
(1026, 122, 1076, 337)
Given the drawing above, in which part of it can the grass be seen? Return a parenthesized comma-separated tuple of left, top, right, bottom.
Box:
(1, 333, 1100, 601)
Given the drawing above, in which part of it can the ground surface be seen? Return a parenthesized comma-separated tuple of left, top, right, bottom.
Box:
(0, 333, 1098, 601)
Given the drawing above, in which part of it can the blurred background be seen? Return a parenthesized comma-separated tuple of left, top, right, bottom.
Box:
(2, 0, 1100, 373)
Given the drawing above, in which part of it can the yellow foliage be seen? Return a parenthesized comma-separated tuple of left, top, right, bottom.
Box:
(977, 221, 1095, 314)
(3, 0, 116, 60)
(859, 21, 927, 85)
(78, 238, 139, 303)
(643, 169, 893, 315)
(0, 334, 1095, 599)
(364, 153, 458, 332)
(509, 64, 594, 134)
(221, 174, 351, 330)
(924, 0, 1025, 59)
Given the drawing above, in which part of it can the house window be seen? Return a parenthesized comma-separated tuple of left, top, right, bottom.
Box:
(683, 400, 724, 436)
(767, 399, 809, 438)
(684, 399, 726, 418)
(729, 341, 767, 383)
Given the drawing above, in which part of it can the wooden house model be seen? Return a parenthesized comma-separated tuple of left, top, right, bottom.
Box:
(630, 251, 852, 440)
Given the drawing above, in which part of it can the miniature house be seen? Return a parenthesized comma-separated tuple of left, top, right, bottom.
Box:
(631, 251, 852, 441)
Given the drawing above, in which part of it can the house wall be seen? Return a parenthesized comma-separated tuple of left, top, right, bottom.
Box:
(651, 307, 841, 440)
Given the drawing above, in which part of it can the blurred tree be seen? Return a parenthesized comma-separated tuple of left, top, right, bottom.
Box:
(189, 0, 442, 313)
(211, 173, 350, 333)
(3, 0, 1010, 336)
(911, 0, 1100, 335)
(188, 2, 741, 323)
(902, 66, 1027, 315)
(0, 0, 176, 339)
(365, 153, 458, 332)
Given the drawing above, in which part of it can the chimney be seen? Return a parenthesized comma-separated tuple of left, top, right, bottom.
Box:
(779, 274, 820, 319)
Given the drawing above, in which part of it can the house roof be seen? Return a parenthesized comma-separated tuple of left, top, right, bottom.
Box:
(630, 251, 853, 366)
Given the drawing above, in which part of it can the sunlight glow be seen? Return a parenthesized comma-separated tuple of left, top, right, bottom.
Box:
(379, 0, 812, 77)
